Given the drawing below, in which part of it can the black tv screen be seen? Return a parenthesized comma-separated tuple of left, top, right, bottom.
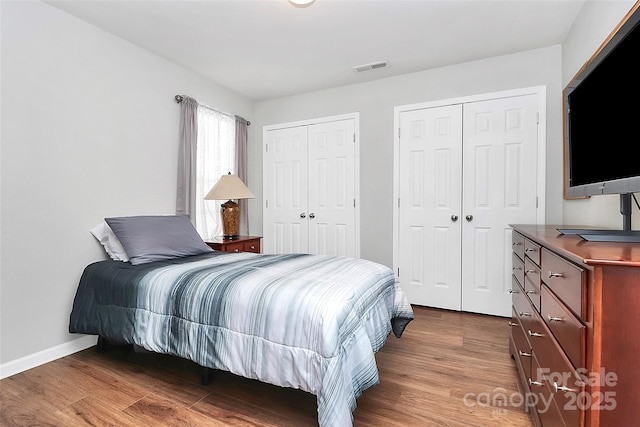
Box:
(565, 6, 640, 197)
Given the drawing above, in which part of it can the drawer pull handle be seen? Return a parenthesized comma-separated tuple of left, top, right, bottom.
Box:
(553, 382, 576, 393)
(547, 315, 563, 322)
(525, 290, 536, 295)
(250, 245, 255, 249)
(519, 311, 531, 317)
(528, 330, 544, 338)
(508, 321, 519, 327)
(234, 249, 240, 252)
(528, 378, 543, 387)
(525, 269, 536, 274)
(512, 242, 522, 246)
(518, 350, 531, 358)
(525, 248, 537, 253)
(512, 266, 522, 271)
(548, 271, 564, 278)
(508, 289, 518, 294)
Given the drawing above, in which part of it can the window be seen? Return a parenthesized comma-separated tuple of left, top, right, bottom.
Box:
(195, 106, 236, 240)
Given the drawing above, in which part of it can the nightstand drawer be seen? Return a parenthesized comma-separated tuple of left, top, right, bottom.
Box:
(224, 242, 245, 253)
(243, 241, 260, 253)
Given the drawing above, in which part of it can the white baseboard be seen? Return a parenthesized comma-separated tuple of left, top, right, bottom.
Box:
(0, 335, 98, 380)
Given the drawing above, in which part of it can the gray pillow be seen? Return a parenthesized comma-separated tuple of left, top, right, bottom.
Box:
(105, 215, 213, 265)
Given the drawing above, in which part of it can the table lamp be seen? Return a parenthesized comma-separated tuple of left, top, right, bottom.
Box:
(204, 172, 255, 240)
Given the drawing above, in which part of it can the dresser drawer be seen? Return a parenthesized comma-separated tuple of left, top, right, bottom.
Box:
(524, 257, 541, 291)
(526, 310, 547, 357)
(512, 231, 525, 260)
(530, 315, 585, 427)
(524, 238, 541, 266)
(524, 274, 541, 313)
(541, 248, 586, 320)
(529, 352, 566, 427)
(541, 284, 585, 370)
(512, 277, 534, 336)
(512, 252, 525, 286)
(511, 306, 533, 382)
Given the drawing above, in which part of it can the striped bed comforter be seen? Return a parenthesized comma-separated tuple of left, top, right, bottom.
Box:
(69, 251, 414, 427)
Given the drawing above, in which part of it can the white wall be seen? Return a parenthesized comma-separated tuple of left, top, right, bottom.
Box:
(3, 0, 636, 377)
(253, 46, 564, 267)
(561, 0, 638, 229)
(0, 1, 253, 372)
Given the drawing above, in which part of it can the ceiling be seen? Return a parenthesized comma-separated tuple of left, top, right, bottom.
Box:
(46, 0, 586, 101)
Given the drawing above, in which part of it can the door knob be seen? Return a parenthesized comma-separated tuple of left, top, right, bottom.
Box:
(465, 215, 473, 221)
(309, 213, 315, 219)
(451, 215, 459, 222)
(300, 213, 306, 218)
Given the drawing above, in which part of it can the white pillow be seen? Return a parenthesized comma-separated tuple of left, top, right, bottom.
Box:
(90, 221, 129, 262)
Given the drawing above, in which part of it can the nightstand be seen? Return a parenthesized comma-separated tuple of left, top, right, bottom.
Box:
(206, 236, 262, 253)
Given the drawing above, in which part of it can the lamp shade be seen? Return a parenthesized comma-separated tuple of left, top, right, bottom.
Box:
(204, 173, 255, 201)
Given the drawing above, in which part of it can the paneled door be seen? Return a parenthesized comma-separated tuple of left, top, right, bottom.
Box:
(460, 95, 539, 316)
(396, 91, 541, 316)
(397, 104, 464, 310)
(307, 120, 357, 256)
(263, 125, 309, 254)
(263, 114, 359, 257)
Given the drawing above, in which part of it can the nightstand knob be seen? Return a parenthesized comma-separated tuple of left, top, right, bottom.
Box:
(234, 249, 239, 252)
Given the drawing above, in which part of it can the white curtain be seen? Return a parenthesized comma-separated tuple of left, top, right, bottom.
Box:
(195, 106, 236, 240)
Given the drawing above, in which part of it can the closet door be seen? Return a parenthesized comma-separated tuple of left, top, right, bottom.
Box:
(307, 119, 356, 256)
(396, 92, 541, 316)
(263, 126, 309, 254)
(461, 95, 539, 316)
(397, 105, 463, 310)
(263, 115, 358, 257)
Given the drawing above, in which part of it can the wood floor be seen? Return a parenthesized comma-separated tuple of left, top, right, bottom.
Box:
(0, 306, 533, 426)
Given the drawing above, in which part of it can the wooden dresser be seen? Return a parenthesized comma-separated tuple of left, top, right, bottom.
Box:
(509, 224, 640, 427)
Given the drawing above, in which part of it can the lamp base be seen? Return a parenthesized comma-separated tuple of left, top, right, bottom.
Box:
(221, 200, 240, 240)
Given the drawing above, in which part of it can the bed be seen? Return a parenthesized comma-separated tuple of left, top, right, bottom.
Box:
(70, 215, 414, 427)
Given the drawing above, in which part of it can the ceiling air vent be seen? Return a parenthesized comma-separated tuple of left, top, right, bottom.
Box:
(352, 60, 390, 73)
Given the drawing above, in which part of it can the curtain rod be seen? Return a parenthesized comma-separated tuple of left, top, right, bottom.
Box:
(175, 95, 250, 126)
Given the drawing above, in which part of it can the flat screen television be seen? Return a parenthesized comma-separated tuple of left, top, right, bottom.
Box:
(563, 3, 640, 242)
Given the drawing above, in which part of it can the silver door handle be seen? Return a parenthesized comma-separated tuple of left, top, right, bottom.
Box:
(300, 213, 306, 218)
(309, 213, 315, 219)
(451, 215, 459, 222)
(465, 215, 473, 221)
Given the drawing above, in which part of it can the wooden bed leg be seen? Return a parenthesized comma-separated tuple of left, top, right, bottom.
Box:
(96, 336, 108, 353)
(200, 366, 213, 385)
